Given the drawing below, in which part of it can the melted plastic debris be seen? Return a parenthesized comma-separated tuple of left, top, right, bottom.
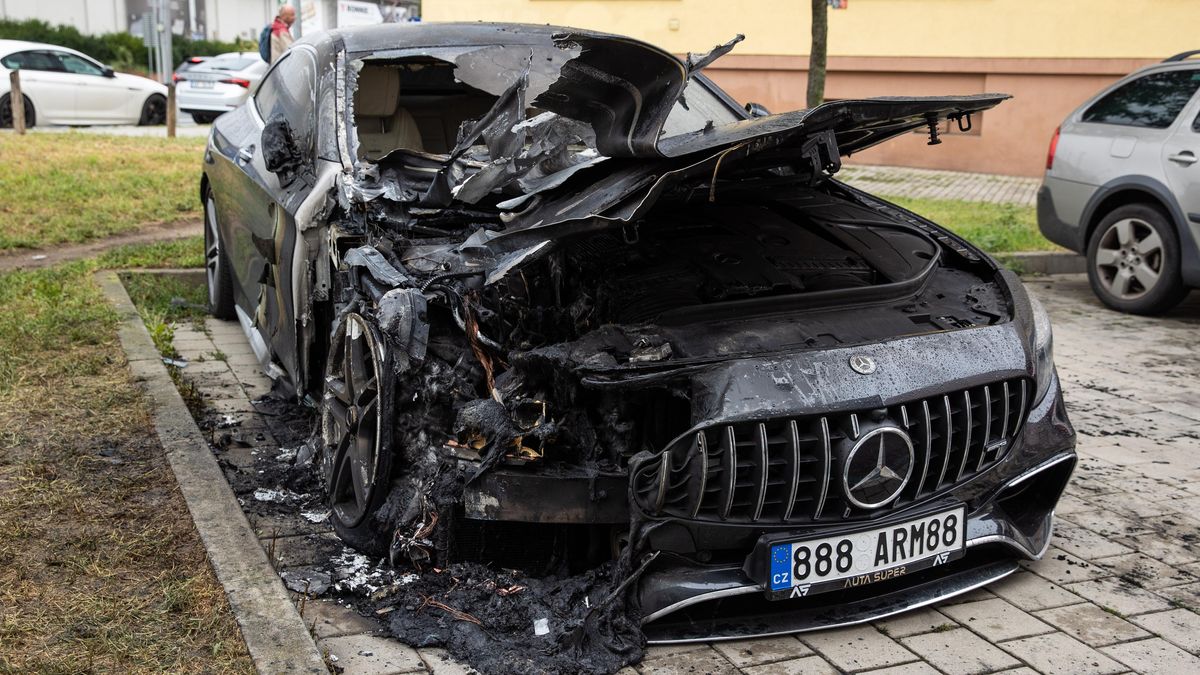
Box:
(252, 487, 307, 503)
(332, 549, 392, 594)
(300, 509, 330, 523)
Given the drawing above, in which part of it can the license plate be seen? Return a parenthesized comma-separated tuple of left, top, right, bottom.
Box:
(190, 80, 214, 89)
(765, 505, 965, 599)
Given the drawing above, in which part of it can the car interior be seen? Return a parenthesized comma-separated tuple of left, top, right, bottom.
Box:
(352, 60, 499, 161)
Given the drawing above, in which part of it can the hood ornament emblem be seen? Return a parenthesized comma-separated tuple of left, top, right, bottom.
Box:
(849, 354, 877, 375)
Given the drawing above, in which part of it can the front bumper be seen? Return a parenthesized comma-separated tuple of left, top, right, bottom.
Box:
(636, 376, 1075, 642)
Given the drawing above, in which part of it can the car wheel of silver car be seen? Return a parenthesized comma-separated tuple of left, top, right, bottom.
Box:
(203, 194, 236, 320)
(322, 312, 394, 545)
(1087, 204, 1188, 315)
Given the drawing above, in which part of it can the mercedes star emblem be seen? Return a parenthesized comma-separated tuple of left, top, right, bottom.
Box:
(842, 426, 914, 509)
(849, 354, 877, 375)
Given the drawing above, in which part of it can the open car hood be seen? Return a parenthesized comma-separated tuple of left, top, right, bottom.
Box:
(529, 31, 1007, 161)
(653, 95, 1010, 159)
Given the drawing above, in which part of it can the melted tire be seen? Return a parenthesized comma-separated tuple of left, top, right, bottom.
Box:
(323, 313, 395, 556)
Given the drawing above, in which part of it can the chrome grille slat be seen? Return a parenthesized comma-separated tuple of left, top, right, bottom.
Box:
(813, 417, 832, 520)
(720, 426, 736, 520)
(782, 420, 802, 521)
(977, 385, 993, 472)
(752, 422, 769, 521)
(635, 377, 1032, 525)
(689, 432, 709, 519)
(956, 390, 973, 482)
(1013, 380, 1028, 437)
(937, 395, 952, 488)
(1001, 381, 1011, 443)
(913, 400, 932, 496)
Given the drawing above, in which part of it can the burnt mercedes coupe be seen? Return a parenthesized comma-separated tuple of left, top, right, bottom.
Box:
(200, 23, 1076, 643)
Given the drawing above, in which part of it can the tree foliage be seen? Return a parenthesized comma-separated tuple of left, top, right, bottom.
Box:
(0, 18, 253, 72)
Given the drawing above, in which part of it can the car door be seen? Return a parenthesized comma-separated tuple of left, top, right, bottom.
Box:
(217, 47, 320, 385)
(1, 50, 76, 122)
(1069, 68, 1200, 191)
(1160, 71, 1200, 246)
(51, 51, 132, 123)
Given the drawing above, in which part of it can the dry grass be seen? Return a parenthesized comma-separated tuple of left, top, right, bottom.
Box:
(0, 133, 205, 251)
(0, 238, 253, 673)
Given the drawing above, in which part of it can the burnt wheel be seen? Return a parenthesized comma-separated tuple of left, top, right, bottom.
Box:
(322, 313, 394, 553)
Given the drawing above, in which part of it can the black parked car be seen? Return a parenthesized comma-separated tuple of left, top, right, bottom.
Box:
(200, 23, 1076, 642)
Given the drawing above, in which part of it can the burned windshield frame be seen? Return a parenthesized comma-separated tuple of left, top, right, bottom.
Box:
(339, 46, 748, 168)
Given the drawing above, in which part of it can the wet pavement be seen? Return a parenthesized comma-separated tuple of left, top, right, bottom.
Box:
(169, 274, 1200, 674)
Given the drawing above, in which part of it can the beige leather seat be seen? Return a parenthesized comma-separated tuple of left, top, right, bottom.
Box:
(354, 66, 424, 160)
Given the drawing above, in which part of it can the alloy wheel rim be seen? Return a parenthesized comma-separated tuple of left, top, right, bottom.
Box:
(204, 197, 220, 306)
(1095, 217, 1163, 300)
(322, 314, 383, 528)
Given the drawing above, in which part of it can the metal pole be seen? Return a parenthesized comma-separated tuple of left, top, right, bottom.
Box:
(159, 0, 174, 85)
(9, 70, 25, 134)
(166, 83, 176, 137)
(291, 0, 303, 37)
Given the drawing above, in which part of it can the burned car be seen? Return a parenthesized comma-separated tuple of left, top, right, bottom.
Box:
(200, 22, 1075, 661)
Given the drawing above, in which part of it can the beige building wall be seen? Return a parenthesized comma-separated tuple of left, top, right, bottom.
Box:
(423, 0, 1195, 177)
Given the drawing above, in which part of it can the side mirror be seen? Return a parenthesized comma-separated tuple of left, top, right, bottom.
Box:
(262, 118, 303, 182)
(102, 66, 115, 78)
(745, 101, 771, 118)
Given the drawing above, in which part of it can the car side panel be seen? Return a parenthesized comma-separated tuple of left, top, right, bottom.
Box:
(1160, 91, 1200, 283)
(14, 67, 76, 123)
(1037, 175, 1096, 249)
(207, 105, 269, 316)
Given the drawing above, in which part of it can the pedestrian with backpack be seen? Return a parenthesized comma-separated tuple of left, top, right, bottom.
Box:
(259, 5, 296, 63)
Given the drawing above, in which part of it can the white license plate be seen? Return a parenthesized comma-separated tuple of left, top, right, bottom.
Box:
(190, 80, 214, 89)
(766, 505, 965, 598)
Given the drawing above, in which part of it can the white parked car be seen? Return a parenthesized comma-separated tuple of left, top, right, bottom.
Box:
(0, 40, 168, 127)
(175, 51, 267, 124)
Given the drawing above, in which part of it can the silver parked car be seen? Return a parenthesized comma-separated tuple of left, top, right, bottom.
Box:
(175, 51, 267, 124)
(1038, 51, 1200, 314)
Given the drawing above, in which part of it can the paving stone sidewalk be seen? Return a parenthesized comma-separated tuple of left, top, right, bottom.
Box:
(839, 164, 1041, 207)
(169, 274, 1200, 674)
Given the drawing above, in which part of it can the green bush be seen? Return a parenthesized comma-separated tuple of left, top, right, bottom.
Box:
(0, 18, 254, 71)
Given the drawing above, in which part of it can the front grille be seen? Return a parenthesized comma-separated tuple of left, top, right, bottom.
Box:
(632, 378, 1030, 524)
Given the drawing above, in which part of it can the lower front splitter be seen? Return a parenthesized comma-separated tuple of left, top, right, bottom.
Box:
(642, 547, 1018, 643)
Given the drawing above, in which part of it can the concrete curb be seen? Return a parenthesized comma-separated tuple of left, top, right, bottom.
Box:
(97, 270, 328, 675)
(996, 251, 1086, 276)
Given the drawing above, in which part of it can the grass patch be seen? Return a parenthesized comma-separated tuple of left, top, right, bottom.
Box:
(889, 197, 1060, 253)
(0, 133, 205, 251)
(121, 271, 210, 337)
(0, 237, 250, 673)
